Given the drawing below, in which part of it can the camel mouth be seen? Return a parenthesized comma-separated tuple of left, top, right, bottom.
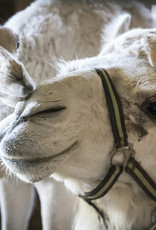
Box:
(17, 106, 66, 121)
(1, 141, 78, 165)
(29, 106, 66, 118)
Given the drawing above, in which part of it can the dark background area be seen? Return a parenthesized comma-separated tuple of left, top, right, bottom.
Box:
(0, 0, 34, 24)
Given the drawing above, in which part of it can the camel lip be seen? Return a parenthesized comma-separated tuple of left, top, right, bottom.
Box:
(1, 141, 78, 165)
(29, 106, 66, 118)
(17, 106, 66, 121)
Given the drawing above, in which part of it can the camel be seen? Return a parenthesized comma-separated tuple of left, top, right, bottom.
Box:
(0, 26, 34, 230)
(1, 0, 156, 229)
(0, 25, 75, 230)
(1, 25, 156, 230)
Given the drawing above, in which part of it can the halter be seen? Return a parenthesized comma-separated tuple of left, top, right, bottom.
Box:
(79, 69, 156, 226)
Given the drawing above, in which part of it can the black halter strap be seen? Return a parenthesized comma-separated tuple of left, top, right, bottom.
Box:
(79, 69, 156, 225)
(96, 69, 128, 148)
(80, 69, 128, 202)
(80, 165, 123, 201)
(126, 156, 156, 202)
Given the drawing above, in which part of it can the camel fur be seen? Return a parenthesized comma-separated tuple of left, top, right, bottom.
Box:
(1, 0, 156, 229)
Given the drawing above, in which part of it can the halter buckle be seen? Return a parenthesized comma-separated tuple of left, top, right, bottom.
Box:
(111, 143, 135, 169)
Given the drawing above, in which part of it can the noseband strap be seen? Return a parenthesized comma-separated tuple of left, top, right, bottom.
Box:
(80, 69, 156, 223)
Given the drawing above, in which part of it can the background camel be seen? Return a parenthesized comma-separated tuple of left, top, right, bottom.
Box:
(0, 25, 75, 230)
(0, 26, 34, 230)
(1, 0, 156, 229)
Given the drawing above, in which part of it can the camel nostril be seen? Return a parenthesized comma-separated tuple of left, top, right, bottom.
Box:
(22, 84, 34, 97)
(21, 116, 29, 122)
(26, 84, 34, 94)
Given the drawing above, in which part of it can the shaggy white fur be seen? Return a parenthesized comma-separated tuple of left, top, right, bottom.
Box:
(1, 0, 156, 229)
(2, 26, 156, 230)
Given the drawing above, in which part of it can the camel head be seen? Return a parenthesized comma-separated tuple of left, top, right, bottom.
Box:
(0, 26, 35, 107)
(1, 28, 156, 197)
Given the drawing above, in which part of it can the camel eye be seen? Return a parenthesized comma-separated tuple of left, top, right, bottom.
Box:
(16, 39, 20, 49)
(144, 98, 156, 117)
(147, 101, 156, 116)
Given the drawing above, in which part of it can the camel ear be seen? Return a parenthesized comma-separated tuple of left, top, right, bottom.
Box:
(101, 13, 131, 46)
(145, 35, 156, 67)
(113, 13, 131, 37)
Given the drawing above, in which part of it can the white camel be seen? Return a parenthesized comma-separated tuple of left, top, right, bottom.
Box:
(0, 26, 35, 230)
(1, 25, 156, 230)
(1, 0, 156, 229)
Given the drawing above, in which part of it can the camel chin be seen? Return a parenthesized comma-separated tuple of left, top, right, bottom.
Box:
(1, 155, 54, 183)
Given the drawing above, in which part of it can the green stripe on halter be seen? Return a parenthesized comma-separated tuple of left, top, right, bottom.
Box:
(80, 69, 126, 202)
(96, 69, 128, 148)
(126, 157, 156, 202)
(99, 69, 125, 146)
(80, 165, 123, 200)
(85, 166, 122, 200)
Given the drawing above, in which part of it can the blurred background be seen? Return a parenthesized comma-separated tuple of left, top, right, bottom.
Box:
(0, 0, 34, 23)
(0, 0, 156, 24)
